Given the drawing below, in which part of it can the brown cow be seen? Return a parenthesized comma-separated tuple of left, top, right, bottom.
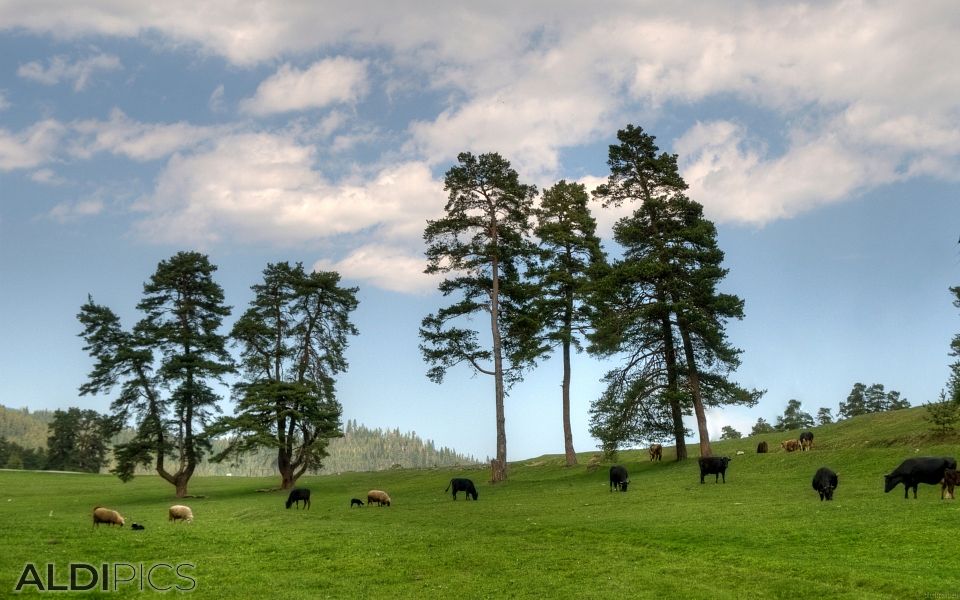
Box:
(649, 444, 663, 461)
(942, 468, 959, 500)
(781, 439, 801, 452)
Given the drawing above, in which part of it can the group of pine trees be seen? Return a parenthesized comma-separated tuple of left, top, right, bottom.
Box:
(78, 254, 359, 496)
(420, 124, 762, 480)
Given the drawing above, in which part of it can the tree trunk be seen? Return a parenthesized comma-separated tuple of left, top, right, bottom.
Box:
(561, 336, 577, 466)
(490, 458, 507, 483)
(679, 323, 711, 458)
(657, 295, 686, 461)
(490, 253, 507, 482)
(280, 469, 296, 490)
(175, 475, 189, 498)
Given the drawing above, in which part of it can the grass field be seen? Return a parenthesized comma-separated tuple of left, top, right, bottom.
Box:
(1, 407, 959, 599)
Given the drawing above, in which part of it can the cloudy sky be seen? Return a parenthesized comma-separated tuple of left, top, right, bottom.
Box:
(1, 1, 958, 461)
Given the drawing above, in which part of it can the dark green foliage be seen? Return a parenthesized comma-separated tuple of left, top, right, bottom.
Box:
(45, 407, 120, 472)
(838, 382, 911, 420)
(212, 262, 358, 489)
(420, 152, 541, 480)
(816, 407, 834, 426)
(588, 124, 760, 459)
(925, 391, 960, 433)
(78, 251, 233, 496)
(0, 436, 46, 469)
(948, 285, 960, 404)
(531, 180, 607, 465)
(775, 399, 815, 431)
(750, 417, 775, 436)
(719, 425, 742, 440)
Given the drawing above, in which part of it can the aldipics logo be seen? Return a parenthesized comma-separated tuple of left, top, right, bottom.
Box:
(13, 562, 196, 593)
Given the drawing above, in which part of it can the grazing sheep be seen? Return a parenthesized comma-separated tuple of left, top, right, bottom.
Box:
(285, 488, 311, 510)
(92, 506, 125, 528)
(757, 441, 769, 454)
(131, 523, 145, 530)
(168, 505, 194, 523)
(350, 498, 364, 507)
(367, 490, 391, 507)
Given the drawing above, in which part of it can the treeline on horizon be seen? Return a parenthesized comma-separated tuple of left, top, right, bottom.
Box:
(0, 406, 478, 475)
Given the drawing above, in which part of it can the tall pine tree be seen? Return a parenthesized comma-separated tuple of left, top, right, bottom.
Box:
(212, 262, 358, 489)
(420, 152, 542, 482)
(532, 181, 606, 466)
(78, 251, 233, 497)
(590, 125, 759, 459)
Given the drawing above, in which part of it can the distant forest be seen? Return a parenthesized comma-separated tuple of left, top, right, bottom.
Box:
(0, 406, 479, 475)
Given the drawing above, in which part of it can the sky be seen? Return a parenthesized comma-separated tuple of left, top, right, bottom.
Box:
(1, 1, 958, 463)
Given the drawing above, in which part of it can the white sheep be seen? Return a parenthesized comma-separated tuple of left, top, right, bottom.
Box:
(92, 506, 125, 528)
(168, 504, 194, 523)
(367, 490, 392, 507)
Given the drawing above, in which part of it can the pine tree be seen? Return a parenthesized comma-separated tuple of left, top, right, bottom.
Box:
(78, 251, 233, 497)
(212, 262, 358, 489)
(531, 180, 606, 466)
(421, 152, 541, 482)
(589, 125, 760, 459)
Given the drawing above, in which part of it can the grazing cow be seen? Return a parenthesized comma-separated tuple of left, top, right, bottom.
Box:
(757, 441, 769, 454)
(942, 468, 959, 500)
(649, 444, 663, 461)
(445, 478, 479, 501)
(698, 456, 731, 484)
(781, 439, 801, 453)
(799, 431, 814, 451)
(884, 457, 958, 499)
(350, 498, 364, 507)
(131, 523, 145, 531)
(812, 467, 839, 501)
(285, 488, 311, 510)
(609, 465, 629, 492)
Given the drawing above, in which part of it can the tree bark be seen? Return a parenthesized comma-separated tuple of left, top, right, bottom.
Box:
(561, 336, 577, 467)
(679, 323, 711, 458)
(657, 291, 686, 461)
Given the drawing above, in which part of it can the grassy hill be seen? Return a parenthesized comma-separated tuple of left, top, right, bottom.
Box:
(1, 406, 958, 599)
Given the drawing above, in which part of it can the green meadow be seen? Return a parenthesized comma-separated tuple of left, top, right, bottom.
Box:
(1, 407, 958, 599)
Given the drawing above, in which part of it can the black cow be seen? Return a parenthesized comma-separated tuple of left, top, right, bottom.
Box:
(699, 456, 731, 484)
(884, 457, 958, 499)
(350, 498, 364, 507)
(285, 488, 311, 509)
(131, 523, 145, 530)
(609, 465, 629, 492)
(812, 467, 838, 501)
(445, 478, 478, 501)
(757, 441, 768, 454)
(799, 431, 814, 451)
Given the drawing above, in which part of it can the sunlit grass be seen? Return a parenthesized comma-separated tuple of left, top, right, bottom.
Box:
(1, 406, 958, 598)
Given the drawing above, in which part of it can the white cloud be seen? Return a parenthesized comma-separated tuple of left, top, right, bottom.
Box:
(70, 108, 228, 161)
(0, 120, 65, 171)
(29, 168, 63, 185)
(0, 91, 9, 111)
(134, 132, 445, 270)
(208, 84, 225, 113)
(314, 244, 438, 294)
(240, 58, 369, 116)
(47, 198, 104, 222)
(676, 120, 902, 225)
(17, 53, 121, 91)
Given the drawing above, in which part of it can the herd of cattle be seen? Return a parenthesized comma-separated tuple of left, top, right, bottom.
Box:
(90, 438, 960, 528)
(609, 431, 960, 503)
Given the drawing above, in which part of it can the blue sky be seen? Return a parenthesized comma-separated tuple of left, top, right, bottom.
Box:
(1, 2, 958, 462)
